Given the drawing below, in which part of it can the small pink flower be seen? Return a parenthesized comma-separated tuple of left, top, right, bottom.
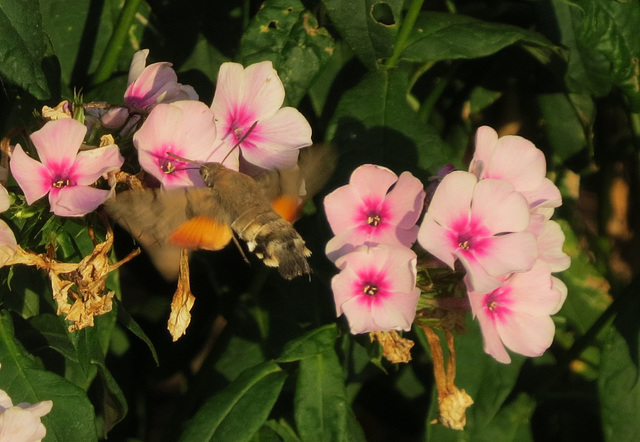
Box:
(324, 165, 425, 262)
(529, 218, 571, 272)
(210, 61, 312, 171)
(418, 170, 537, 293)
(0, 185, 17, 266)
(332, 244, 420, 334)
(10, 119, 124, 217)
(0, 388, 53, 442)
(124, 49, 198, 111)
(469, 126, 561, 212)
(468, 260, 567, 363)
(135, 100, 238, 189)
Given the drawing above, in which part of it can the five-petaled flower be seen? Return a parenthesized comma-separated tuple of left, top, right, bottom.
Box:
(418, 170, 538, 294)
(467, 260, 567, 363)
(324, 164, 425, 262)
(0, 388, 53, 442)
(134, 100, 238, 189)
(331, 244, 420, 334)
(210, 61, 312, 172)
(10, 119, 124, 217)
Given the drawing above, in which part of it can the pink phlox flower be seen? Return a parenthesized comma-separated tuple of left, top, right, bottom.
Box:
(10, 119, 124, 217)
(0, 388, 53, 442)
(210, 61, 312, 172)
(418, 170, 537, 294)
(135, 100, 238, 189)
(532, 219, 571, 273)
(0, 184, 17, 266)
(124, 49, 198, 111)
(324, 164, 425, 262)
(469, 126, 561, 212)
(468, 260, 567, 363)
(331, 244, 420, 334)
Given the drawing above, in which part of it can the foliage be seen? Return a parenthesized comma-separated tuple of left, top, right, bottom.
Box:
(0, 0, 639, 440)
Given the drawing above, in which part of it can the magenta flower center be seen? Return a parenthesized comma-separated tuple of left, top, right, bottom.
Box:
(483, 285, 512, 322)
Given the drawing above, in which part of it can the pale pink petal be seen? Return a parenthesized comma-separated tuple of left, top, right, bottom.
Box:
(471, 232, 537, 277)
(125, 62, 179, 109)
(164, 101, 218, 157)
(417, 215, 458, 269)
(486, 135, 546, 192)
(324, 185, 368, 235)
(536, 220, 571, 272)
(22, 400, 53, 418)
(502, 261, 563, 316)
(127, 49, 150, 85)
(10, 145, 52, 205)
(0, 185, 10, 212)
(49, 186, 110, 217)
(459, 253, 503, 294)
(468, 292, 511, 363)
(331, 264, 358, 315)
(426, 171, 475, 228)
(241, 107, 311, 170)
(72, 145, 124, 185)
(522, 177, 562, 210)
(550, 277, 568, 314)
(211, 62, 247, 121)
(205, 138, 240, 171)
(0, 407, 48, 441)
(349, 164, 397, 201)
(469, 125, 498, 179)
(0, 390, 12, 408)
(243, 61, 285, 119)
(382, 171, 425, 228)
(101, 107, 130, 129)
(369, 288, 420, 331)
(30, 119, 86, 169)
(471, 179, 530, 234)
(497, 313, 556, 358)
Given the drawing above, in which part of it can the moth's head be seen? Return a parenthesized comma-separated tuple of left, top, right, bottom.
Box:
(199, 162, 225, 186)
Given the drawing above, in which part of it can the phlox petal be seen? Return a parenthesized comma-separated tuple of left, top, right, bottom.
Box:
(469, 126, 498, 179)
(127, 49, 150, 85)
(241, 107, 311, 170)
(522, 177, 562, 210)
(469, 294, 511, 363)
(243, 61, 286, 119)
(0, 220, 17, 266)
(382, 171, 426, 229)
(471, 178, 531, 234)
(30, 118, 86, 170)
(73, 145, 124, 186)
(497, 313, 555, 358)
(349, 165, 398, 202)
(417, 214, 458, 269)
(426, 171, 476, 228)
(536, 220, 571, 272)
(211, 62, 247, 121)
(125, 62, 179, 109)
(49, 186, 110, 217)
(0, 407, 48, 441)
(459, 253, 503, 294)
(10, 145, 53, 205)
(550, 277, 568, 314)
(470, 231, 537, 277)
(487, 135, 546, 191)
(501, 261, 564, 316)
(324, 185, 367, 235)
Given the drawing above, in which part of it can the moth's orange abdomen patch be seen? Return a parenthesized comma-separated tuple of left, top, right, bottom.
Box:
(169, 216, 233, 251)
(271, 195, 301, 223)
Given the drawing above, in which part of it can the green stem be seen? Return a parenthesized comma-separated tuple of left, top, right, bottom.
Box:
(385, 0, 426, 69)
(89, 0, 143, 87)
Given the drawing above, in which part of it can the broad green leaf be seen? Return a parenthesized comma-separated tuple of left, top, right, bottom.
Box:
(0, 310, 98, 442)
(553, 0, 640, 110)
(262, 419, 302, 442)
(322, 0, 403, 69)
(326, 68, 454, 179)
(0, 0, 50, 99)
(424, 320, 526, 441)
(401, 12, 562, 66)
(116, 299, 159, 365)
(599, 278, 640, 442)
(94, 364, 128, 437)
(277, 323, 337, 362)
(239, 0, 335, 106)
(178, 361, 287, 442)
(294, 347, 366, 442)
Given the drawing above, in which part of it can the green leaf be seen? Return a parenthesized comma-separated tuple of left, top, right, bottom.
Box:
(116, 299, 159, 365)
(554, 0, 640, 110)
(294, 347, 366, 442)
(327, 68, 455, 179)
(599, 278, 640, 442)
(401, 12, 562, 65)
(0, 0, 50, 99)
(239, 0, 335, 106)
(321, 0, 403, 69)
(277, 323, 338, 362)
(178, 361, 287, 442)
(0, 310, 98, 442)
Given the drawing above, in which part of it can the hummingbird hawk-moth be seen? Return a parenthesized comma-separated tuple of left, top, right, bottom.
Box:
(104, 145, 335, 280)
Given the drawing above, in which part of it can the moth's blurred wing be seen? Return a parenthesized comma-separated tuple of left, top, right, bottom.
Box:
(104, 187, 216, 280)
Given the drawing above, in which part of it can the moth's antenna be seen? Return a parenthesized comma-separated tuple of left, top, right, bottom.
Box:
(167, 152, 199, 164)
(220, 120, 258, 164)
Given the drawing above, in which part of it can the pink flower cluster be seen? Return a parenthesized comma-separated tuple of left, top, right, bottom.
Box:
(9, 51, 313, 216)
(418, 126, 569, 363)
(324, 165, 426, 334)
